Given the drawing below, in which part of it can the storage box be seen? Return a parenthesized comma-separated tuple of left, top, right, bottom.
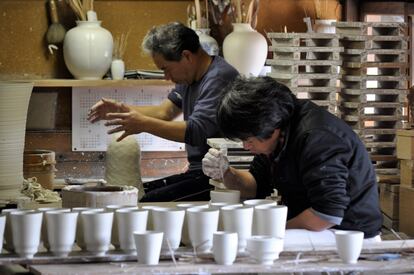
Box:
(399, 185, 414, 237)
(380, 183, 399, 219)
(61, 185, 138, 208)
(400, 159, 414, 187)
(397, 129, 414, 160)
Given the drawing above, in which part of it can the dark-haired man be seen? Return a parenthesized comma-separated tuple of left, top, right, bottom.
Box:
(202, 76, 382, 239)
(88, 22, 238, 201)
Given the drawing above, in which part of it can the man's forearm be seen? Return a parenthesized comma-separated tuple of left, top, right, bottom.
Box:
(286, 208, 334, 231)
(223, 168, 257, 198)
(141, 116, 187, 142)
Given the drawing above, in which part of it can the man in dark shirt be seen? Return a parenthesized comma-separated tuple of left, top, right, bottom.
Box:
(88, 22, 238, 201)
(202, 76, 382, 238)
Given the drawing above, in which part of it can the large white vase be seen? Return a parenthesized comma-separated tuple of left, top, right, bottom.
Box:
(223, 23, 268, 77)
(196, 28, 219, 56)
(63, 21, 113, 80)
(0, 82, 33, 200)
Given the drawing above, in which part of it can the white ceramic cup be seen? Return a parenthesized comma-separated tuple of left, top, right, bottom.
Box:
(213, 231, 238, 265)
(187, 207, 219, 253)
(2, 209, 34, 252)
(10, 211, 43, 258)
(152, 207, 185, 251)
(0, 214, 6, 253)
(106, 205, 136, 250)
(209, 202, 242, 231)
(39, 207, 71, 251)
(81, 210, 114, 256)
(116, 208, 148, 254)
(72, 207, 104, 250)
(134, 230, 164, 265)
(141, 205, 165, 231)
(46, 210, 79, 257)
(176, 203, 205, 247)
(334, 230, 364, 264)
(243, 199, 277, 235)
(210, 189, 241, 204)
(221, 205, 254, 252)
(255, 205, 288, 238)
(246, 235, 284, 265)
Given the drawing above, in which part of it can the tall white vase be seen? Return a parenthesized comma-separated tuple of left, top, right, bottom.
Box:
(0, 82, 33, 200)
(196, 28, 219, 56)
(63, 21, 113, 80)
(223, 23, 268, 77)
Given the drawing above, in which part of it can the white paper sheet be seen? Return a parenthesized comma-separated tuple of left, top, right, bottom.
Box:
(72, 86, 185, 152)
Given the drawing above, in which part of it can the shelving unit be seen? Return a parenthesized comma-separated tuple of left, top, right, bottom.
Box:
(32, 79, 172, 88)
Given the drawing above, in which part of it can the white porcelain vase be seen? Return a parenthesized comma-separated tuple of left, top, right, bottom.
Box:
(314, 19, 337, 34)
(196, 28, 219, 56)
(0, 82, 33, 200)
(223, 23, 268, 77)
(63, 21, 113, 80)
(110, 59, 125, 80)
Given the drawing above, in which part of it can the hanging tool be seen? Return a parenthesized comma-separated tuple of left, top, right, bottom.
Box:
(46, 0, 66, 54)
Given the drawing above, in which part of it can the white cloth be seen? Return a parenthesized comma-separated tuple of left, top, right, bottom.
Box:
(202, 148, 229, 180)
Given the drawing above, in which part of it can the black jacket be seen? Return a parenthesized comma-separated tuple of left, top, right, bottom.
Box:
(250, 99, 382, 238)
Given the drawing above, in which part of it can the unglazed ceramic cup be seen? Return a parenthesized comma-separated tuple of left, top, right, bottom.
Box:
(72, 207, 104, 250)
(140, 205, 165, 231)
(0, 214, 6, 253)
(10, 211, 43, 258)
(255, 205, 288, 238)
(46, 210, 78, 257)
(221, 205, 254, 252)
(246, 235, 284, 265)
(213, 231, 238, 265)
(116, 208, 148, 254)
(186, 207, 219, 253)
(2, 209, 34, 252)
(134, 230, 164, 265)
(39, 207, 71, 251)
(243, 199, 277, 235)
(152, 207, 185, 251)
(335, 230, 364, 264)
(209, 202, 242, 231)
(210, 189, 240, 204)
(176, 203, 205, 247)
(106, 205, 137, 250)
(81, 210, 114, 256)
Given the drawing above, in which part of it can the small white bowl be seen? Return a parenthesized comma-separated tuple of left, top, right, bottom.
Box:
(246, 235, 283, 265)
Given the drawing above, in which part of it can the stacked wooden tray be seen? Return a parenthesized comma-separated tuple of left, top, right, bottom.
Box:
(266, 33, 343, 115)
(336, 22, 409, 179)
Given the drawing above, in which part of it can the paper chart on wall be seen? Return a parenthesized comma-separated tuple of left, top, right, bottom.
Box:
(72, 86, 185, 152)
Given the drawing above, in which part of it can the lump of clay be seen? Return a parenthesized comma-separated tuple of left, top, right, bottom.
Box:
(105, 134, 144, 200)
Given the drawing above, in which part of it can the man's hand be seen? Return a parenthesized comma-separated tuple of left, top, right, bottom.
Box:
(104, 110, 148, 141)
(202, 148, 229, 180)
(87, 98, 129, 123)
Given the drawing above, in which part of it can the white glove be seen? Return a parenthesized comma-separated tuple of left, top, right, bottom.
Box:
(202, 148, 229, 180)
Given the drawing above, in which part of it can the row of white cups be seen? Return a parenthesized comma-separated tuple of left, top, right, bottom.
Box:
(0, 189, 365, 265)
(0, 196, 286, 265)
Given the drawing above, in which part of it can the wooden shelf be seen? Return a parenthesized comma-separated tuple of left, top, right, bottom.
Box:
(33, 79, 173, 87)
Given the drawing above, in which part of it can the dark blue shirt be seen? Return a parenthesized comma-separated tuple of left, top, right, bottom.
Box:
(168, 56, 238, 170)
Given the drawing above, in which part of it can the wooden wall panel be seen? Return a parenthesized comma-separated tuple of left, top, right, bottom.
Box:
(0, 0, 191, 79)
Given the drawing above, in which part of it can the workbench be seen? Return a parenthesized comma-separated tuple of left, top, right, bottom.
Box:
(1, 239, 413, 274)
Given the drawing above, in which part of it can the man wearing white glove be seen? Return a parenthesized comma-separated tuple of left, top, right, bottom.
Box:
(202, 148, 229, 180)
(202, 148, 257, 197)
(202, 76, 382, 240)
